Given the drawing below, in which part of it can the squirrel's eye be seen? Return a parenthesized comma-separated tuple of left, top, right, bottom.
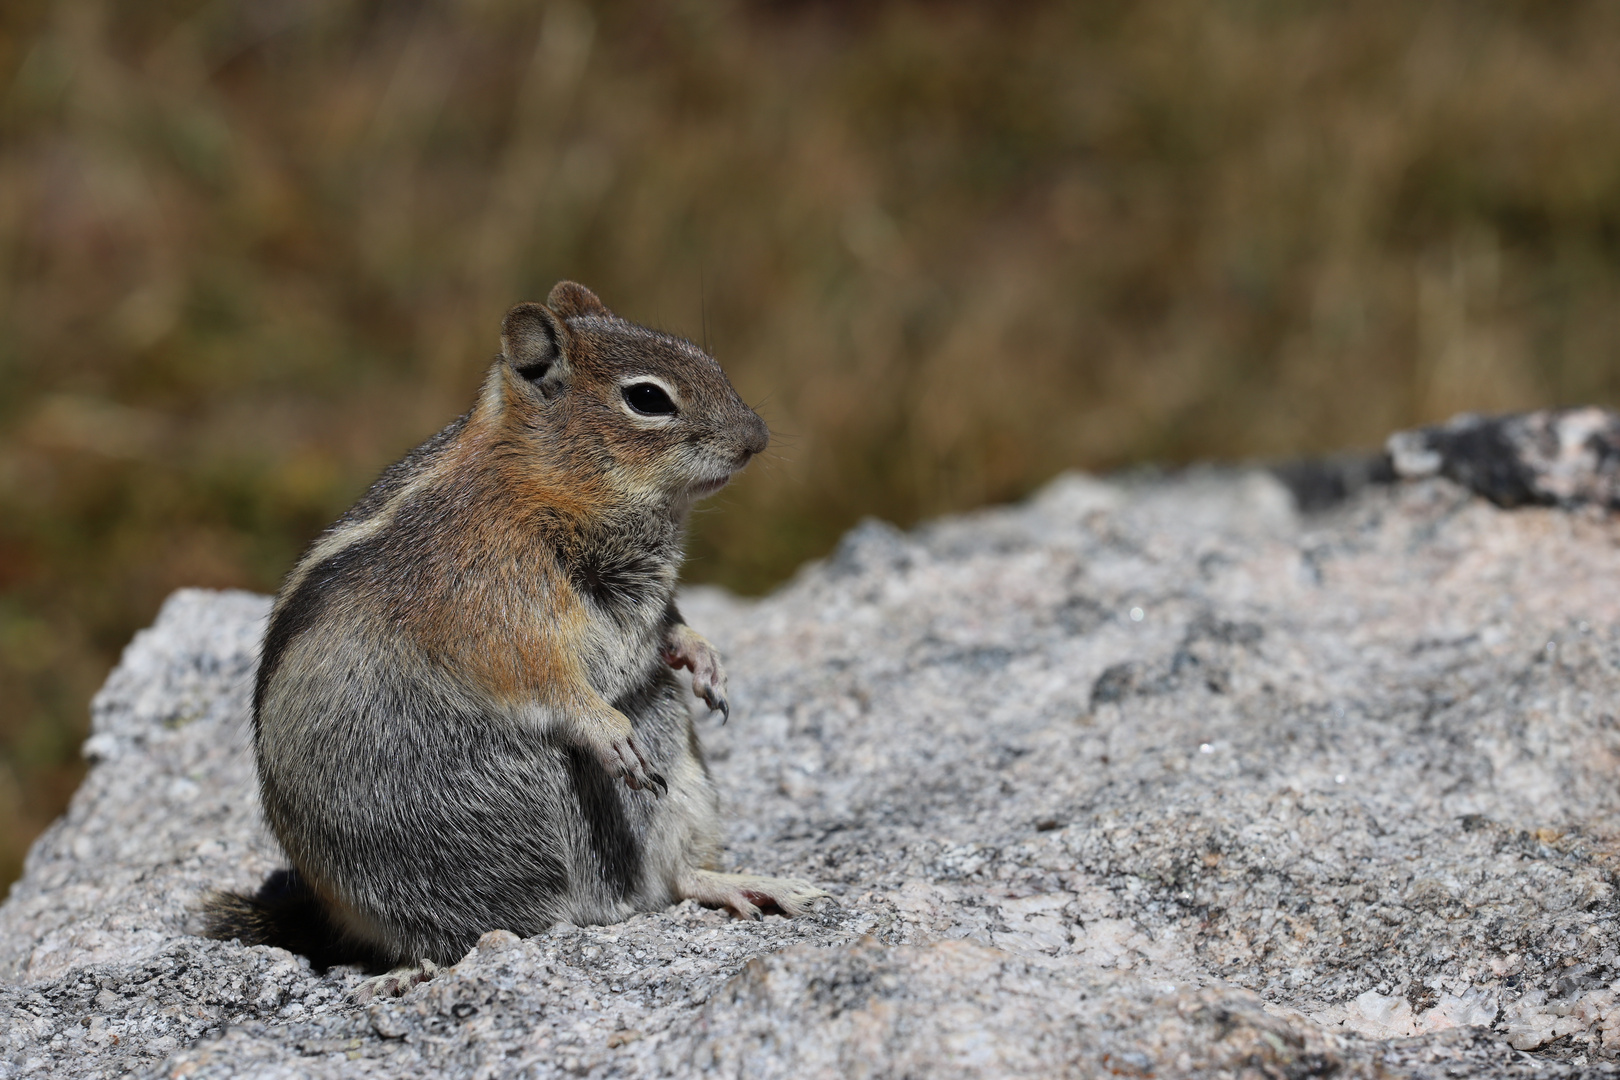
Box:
(623, 382, 677, 416)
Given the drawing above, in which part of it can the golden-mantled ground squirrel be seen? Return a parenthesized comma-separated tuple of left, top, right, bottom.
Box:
(206, 282, 822, 987)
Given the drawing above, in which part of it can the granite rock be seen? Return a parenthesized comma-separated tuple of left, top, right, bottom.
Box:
(1386, 406, 1620, 510)
(7, 434, 1620, 1076)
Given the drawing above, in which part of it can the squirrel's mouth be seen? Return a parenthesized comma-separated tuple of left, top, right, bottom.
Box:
(687, 475, 731, 498)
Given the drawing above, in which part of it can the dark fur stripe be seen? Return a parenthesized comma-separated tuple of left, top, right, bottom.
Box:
(253, 412, 469, 715)
(565, 745, 643, 900)
(336, 413, 468, 529)
(255, 537, 381, 724)
(570, 548, 663, 617)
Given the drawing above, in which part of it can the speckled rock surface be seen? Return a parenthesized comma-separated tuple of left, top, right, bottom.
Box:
(1387, 406, 1620, 510)
(7, 461, 1620, 1078)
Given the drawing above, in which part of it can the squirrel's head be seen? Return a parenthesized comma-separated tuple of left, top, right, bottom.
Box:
(488, 282, 770, 510)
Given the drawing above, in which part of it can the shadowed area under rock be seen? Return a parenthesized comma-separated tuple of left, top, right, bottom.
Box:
(6, 443, 1620, 1076)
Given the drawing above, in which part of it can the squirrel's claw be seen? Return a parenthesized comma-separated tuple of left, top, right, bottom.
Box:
(693, 676, 728, 718)
(591, 725, 664, 798)
(699, 682, 730, 723)
(620, 740, 662, 796)
(622, 763, 667, 798)
(664, 624, 731, 722)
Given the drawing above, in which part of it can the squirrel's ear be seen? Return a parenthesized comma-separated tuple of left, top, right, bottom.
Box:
(546, 281, 612, 320)
(501, 303, 570, 394)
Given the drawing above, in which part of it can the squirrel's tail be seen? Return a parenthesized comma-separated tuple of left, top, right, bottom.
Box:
(203, 868, 376, 971)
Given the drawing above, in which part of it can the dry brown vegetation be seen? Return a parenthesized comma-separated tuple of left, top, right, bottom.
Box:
(3, 0, 1620, 891)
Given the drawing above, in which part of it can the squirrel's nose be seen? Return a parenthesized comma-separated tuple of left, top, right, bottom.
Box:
(738, 413, 769, 461)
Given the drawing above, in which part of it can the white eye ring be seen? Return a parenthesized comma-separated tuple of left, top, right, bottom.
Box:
(618, 375, 681, 423)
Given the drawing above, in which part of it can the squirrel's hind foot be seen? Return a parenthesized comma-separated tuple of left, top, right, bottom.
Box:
(353, 959, 440, 1003)
(678, 870, 826, 920)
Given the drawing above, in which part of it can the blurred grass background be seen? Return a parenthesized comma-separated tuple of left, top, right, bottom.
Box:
(4, 0, 1620, 892)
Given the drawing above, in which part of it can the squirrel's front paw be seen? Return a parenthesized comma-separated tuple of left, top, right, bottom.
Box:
(661, 624, 730, 721)
(580, 712, 667, 796)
